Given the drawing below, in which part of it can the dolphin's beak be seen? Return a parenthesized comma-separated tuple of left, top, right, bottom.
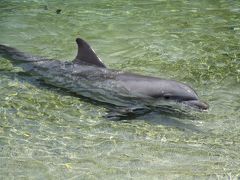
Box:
(183, 100, 209, 110)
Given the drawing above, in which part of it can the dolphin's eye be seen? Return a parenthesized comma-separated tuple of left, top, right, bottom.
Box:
(163, 95, 171, 100)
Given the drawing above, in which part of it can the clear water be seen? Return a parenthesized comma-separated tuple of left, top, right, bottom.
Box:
(0, 0, 240, 179)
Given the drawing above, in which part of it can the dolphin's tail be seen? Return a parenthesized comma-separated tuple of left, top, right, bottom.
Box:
(0, 44, 45, 63)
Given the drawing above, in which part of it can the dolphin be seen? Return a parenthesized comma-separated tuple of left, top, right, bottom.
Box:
(0, 38, 208, 119)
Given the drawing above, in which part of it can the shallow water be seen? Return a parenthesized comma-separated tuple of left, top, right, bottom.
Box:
(0, 0, 240, 179)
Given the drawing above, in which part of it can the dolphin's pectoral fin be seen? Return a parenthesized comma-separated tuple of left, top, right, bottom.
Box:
(105, 106, 151, 120)
(73, 38, 106, 68)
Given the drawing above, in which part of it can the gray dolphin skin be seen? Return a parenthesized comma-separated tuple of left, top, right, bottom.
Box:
(0, 38, 208, 119)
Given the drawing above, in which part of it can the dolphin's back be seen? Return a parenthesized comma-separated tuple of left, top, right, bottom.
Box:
(0, 44, 48, 62)
(0, 43, 126, 104)
(21, 60, 137, 106)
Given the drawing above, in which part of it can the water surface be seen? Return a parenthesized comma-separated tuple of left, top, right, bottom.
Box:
(0, 0, 240, 179)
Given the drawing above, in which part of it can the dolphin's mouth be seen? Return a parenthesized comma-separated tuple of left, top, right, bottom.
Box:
(182, 100, 209, 111)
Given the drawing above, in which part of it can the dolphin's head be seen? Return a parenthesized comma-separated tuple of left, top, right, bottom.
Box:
(117, 74, 209, 111)
(151, 80, 209, 110)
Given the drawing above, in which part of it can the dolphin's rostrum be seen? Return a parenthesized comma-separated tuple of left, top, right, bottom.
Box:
(0, 38, 208, 119)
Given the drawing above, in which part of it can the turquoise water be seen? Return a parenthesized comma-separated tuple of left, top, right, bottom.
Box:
(0, 0, 240, 179)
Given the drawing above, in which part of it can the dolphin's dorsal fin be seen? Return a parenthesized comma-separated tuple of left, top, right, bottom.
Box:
(73, 38, 106, 68)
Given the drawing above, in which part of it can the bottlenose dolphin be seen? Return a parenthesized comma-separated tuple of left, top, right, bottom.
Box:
(0, 38, 208, 119)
